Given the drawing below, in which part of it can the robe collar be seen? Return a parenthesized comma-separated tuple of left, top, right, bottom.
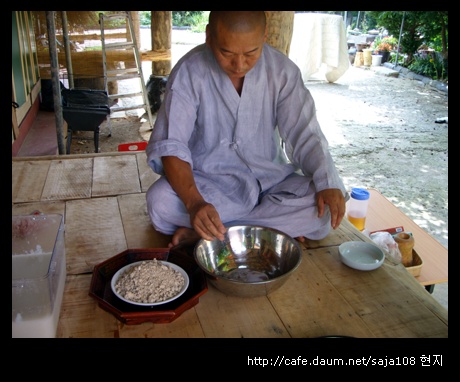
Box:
(205, 44, 268, 140)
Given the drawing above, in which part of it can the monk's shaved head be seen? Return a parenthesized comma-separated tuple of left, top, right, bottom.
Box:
(205, 11, 268, 93)
(208, 11, 266, 37)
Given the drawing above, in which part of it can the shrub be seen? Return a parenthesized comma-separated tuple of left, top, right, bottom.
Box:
(172, 11, 205, 27)
(408, 51, 448, 82)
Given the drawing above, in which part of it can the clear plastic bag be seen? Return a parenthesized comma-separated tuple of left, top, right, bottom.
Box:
(368, 231, 402, 265)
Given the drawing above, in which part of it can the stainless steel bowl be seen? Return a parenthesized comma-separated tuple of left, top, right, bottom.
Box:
(194, 225, 302, 297)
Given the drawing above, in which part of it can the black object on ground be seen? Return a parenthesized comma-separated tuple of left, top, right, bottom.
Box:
(61, 88, 110, 154)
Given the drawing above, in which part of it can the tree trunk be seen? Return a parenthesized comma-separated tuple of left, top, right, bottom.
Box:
(265, 11, 295, 56)
(151, 11, 171, 52)
(130, 11, 141, 50)
(150, 11, 172, 75)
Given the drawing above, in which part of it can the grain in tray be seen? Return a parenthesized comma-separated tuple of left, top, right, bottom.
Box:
(114, 259, 185, 303)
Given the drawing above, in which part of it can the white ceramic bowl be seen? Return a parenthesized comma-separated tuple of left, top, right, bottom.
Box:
(339, 241, 385, 271)
(111, 260, 189, 306)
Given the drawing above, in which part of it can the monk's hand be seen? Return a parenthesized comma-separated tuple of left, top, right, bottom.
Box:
(316, 188, 346, 229)
(188, 201, 227, 241)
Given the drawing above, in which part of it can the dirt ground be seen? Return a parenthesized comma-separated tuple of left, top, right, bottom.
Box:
(308, 66, 448, 250)
(68, 113, 150, 154)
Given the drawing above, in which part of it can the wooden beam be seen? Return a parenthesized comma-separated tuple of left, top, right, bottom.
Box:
(37, 50, 171, 79)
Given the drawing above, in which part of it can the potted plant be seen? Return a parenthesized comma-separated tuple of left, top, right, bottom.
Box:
(371, 36, 397, 64)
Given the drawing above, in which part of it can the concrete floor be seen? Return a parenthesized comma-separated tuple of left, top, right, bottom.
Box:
(16, 111, 59, 157)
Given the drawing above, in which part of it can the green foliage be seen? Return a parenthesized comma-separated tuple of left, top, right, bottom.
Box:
(190, 11, 209, 33)
(408, 52, 448, 82)
(415, 11, 448, 53)
(388, 52, 406, 65)
(172, 11, 205, 27)
(100, 11, 129, 28)
(366, 11, 447, 60)
(365, 11, 448, 81)
(139, 11, 209, 32)
(372, 35, 398, 52)
(85, 46, 102, 51)
(348, 11, 378, 31)
(429, 34, 447, 52)
(139, 11, 151, 26)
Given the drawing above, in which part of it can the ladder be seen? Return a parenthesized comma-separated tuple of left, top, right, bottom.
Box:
(99, 11, 154, 134)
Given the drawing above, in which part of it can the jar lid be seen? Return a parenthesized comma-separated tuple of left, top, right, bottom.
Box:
(351, 188, 370, 200)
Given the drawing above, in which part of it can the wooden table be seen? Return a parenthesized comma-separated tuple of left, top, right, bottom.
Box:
(12, 153, 448, 338)
(364, 188, 448, 291)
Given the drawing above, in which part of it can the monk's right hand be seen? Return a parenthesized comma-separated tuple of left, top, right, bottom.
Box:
(188, 201, 227, 242)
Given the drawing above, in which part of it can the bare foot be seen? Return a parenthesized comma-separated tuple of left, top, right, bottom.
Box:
(295, 236, 306, 243)
(169, 227, 201, 248)
(295, 236, 309, 249)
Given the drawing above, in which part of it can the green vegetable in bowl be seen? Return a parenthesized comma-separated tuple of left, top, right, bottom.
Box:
(217, 246, 237, 272)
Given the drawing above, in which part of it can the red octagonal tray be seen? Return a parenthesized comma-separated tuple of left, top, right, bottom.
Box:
(89, 241, 208, 325)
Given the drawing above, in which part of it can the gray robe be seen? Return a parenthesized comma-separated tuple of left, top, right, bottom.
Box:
(146, 43, 347, 239)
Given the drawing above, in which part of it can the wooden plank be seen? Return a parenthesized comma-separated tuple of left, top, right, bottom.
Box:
(12, 160, 51, 203)
(267, 246, 374, 338)
(65, 197, 127, 274)
(364, 188, 448, 286)
(37, 50, 171, 79)
(136, 152, 160, 193)
(56, 274, 120, 338)
(331, 262, 447, 337)
(41, 158, 93, 200)
(92, 155, 141, 197)
(12, 151, 135, 162)
(309, 234, 448, 338)
(194, 286, 291, 338)
(118, 193, 171, 248)
(12, 200, 65, 217)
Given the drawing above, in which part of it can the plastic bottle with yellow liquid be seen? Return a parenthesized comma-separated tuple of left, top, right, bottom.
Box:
(347, 188, 370, 231)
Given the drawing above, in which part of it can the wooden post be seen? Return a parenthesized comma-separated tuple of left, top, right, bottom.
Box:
(130, 11, 141, 50)
(265, 11, 295, 56)
(151, 11, 171, 51)
(150, 11, 172, 75)
(45, 11, 66, 155)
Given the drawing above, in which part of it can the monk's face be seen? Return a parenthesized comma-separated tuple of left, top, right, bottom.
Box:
(206, 21, 267, 81)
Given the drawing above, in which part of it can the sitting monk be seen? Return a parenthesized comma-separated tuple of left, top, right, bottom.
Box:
(145, 11, 348, 247)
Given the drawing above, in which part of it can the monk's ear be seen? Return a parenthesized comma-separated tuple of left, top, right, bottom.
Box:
(263, 24, 268, 42)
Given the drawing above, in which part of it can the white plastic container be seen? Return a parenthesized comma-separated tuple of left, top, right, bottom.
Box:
(372, 54, 383, 66)
(12, 213, 66, 338)
(347, 188, 370, 231)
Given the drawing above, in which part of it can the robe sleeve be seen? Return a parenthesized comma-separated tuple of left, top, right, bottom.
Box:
(275, 64, 346, 194)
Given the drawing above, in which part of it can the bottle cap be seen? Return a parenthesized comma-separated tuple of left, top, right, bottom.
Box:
(351, 188, 370, 201)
